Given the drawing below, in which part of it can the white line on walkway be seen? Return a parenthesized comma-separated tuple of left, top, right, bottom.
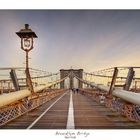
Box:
(66, 91, 75, 129)
(27, 92, 67, 129)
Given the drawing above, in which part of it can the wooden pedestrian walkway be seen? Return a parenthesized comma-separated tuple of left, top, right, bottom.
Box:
(1, 90, 140, 129)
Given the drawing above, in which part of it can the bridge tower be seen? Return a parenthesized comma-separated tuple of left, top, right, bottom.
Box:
(60, 69, 83, 89)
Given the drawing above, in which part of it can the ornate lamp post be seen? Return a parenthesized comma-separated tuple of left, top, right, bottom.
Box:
(16, 24, 37, 94)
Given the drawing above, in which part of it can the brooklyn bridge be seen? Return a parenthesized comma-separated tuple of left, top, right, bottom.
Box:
(0, 66, 140, 129)
(0, 24, 140, 129)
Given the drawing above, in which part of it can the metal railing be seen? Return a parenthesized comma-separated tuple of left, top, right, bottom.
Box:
(74, 67, 140, 121)
(0, 89, 66, 127)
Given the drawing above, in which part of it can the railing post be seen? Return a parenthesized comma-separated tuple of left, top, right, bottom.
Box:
(124, 67, 135, 91)
(10, 69, 20, 91)
(108, 67, 118, 96)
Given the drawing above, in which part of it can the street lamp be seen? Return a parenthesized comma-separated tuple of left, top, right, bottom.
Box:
(16, 24, 37, 94)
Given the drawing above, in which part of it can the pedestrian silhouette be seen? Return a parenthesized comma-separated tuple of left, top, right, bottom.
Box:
(76, 88, 79, 93)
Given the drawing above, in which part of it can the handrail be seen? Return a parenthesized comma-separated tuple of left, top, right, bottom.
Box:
(84, 72, 140, 80)
(0, 72, 59, 82)
(0, 74, 69, 108)
(74, 74, 140, 106)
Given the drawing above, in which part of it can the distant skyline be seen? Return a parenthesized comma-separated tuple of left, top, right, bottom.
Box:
(0, 10, 140, 72)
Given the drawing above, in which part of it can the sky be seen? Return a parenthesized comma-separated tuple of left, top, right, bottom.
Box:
(0, 10, 140, 73)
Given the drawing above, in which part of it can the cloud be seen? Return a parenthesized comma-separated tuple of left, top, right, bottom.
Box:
(0, 10, 140, 73)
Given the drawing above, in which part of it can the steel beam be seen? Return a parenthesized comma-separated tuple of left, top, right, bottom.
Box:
(0, 83, 57, 108)
(90, 82, 140, 105)
(124, 67, 135, 91)
(10, 69, 20, 91)
(108, 67, 118, 95)
(0, 73, 69, 108)
(76, 76, 140, 106)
